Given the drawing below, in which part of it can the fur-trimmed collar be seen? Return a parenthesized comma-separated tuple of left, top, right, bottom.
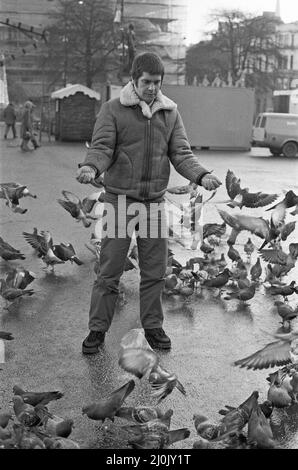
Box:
(120, 81, 177, 118)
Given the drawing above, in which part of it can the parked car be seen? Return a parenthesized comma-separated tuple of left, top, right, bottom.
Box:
(252, 112, 298, 157)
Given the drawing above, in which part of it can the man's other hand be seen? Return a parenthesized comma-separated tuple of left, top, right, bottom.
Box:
(200, 174, 222, 191)
(76, 166, 96, 184)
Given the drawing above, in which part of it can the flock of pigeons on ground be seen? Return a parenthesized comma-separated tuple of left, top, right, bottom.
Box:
(0, 167, 298, 449)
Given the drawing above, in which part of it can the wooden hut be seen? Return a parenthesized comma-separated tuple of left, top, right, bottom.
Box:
(51, 84, 100, 141)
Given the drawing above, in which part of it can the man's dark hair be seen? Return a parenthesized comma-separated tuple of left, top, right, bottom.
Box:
(131, 52, 164, 83)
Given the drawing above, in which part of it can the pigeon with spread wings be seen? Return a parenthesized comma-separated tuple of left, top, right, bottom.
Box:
(118, 346, 186, 403)
(57, 190, 98, 228)
(233, 329, 298, 370)
(223, 170, 278, 209)
(23, 229, 64, 271)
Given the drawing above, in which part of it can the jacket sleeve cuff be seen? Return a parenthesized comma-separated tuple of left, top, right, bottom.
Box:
(196, 171, 211, 185)
(77, 163, 99, 177)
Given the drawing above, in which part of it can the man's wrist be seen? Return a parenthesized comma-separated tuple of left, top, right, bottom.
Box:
(196, 172, 210, 185)
(78, 163, 98, 177)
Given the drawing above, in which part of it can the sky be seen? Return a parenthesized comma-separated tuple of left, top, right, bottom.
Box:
(186, 0, 298, 45)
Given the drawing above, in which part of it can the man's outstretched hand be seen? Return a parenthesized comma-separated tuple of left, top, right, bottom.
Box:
(200, 174, 222, 191)
(76, 166, 96, 184)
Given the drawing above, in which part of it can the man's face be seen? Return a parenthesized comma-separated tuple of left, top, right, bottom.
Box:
(133, 72, 162, 103)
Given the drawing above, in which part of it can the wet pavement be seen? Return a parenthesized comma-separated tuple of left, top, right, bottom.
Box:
(0, 128, 298, 449)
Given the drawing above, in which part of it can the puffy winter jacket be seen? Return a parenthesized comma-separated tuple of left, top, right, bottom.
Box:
(80, 81, 210, 201)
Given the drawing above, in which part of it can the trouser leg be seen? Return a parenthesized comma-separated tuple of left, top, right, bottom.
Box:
(137, 201, 168, 329)
(4, 124, 9, 138)
(138, 236, 168, 329)
(12, 123, 16, 138)
(88, 213, 131, 332)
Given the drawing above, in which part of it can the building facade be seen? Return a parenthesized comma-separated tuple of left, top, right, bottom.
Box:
(275, 21, 298, 89)
(0, 0, 188, 103)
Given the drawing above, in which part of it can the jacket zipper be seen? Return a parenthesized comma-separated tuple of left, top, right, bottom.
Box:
(140, 119, 152, 199)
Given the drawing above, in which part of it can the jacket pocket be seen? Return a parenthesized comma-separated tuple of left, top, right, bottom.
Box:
(105, 150, 133, 189)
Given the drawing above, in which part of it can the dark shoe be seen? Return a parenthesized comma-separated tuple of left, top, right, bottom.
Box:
(82, 330, 105, 354)
(144, 328, 171, 350)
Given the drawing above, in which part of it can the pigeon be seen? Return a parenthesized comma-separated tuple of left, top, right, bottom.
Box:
(269, 281, 298, 302)
(250, 258, 262, 282)
(35, 408, 74, 438)
(123, 418, 190, 449)
(164, 274, 178, 290)
(223, 169, 278, 209)
(203, 222, 226, 239)
(82, 380, 135, 423)
(171, 278, 195, 301)
(115, 406, 173, 425)
(0, 331, 14, 340)
(53, 243, 83, 265)
(200, 241, 214, 255)
(0, 279, 34, 307)
(202, 268, 232, 292)
(230, 260, 248, 282)
(0, 185, 29, 214)
(274, 301, 298, 328)
(233, 328, 298, 370)
(279, 221, 296, 241)
(0, 182, 37, 200)
(217, 209, 277, 247)
(0, 425, 12, 442)
(263, 263, 285, 285)
(237, 277, 251, 289)
(247, 401, 278, 449)
(0, 412, 13, 429)
(5, 268, 36, 290)
(224, 283, 256, 303)
(193, 414, 240, 441)
(118, 347, 186, 403)
(260, 246, 298, 277)
(217, 390, 260, 433)
(265, 190, 298, 227)
(13, 385, 64, 407)
(57, 190, 97, 228)
(23, 229, 65, 271)
(244, 238, 255, 261)
(12, 396, 41, 427)
(227, 244, 242, 263)
(0, 237, 26, 261)
(266, 369, 293, 408)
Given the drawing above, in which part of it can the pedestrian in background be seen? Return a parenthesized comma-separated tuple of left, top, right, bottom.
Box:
(20, 100, 40, 151)
(76, 52, 222, 354)
(3, 102, 17, 139)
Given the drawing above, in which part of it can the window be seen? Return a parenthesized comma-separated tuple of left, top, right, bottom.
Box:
(290, 55, 294, 69)
(255, 115, 261, 127)
(260, 116, 267, 128)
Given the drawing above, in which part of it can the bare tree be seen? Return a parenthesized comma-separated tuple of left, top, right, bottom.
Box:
(209, 9, 282, 83)
(186, 9, 282, 88)
(44, 0, 120, 88)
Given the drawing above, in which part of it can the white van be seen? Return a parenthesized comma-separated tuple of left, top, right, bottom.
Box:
(252, 112, 298, 157)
